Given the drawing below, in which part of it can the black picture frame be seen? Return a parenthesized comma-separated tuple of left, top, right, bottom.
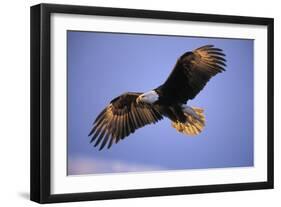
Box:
(30, 3, 274, 204)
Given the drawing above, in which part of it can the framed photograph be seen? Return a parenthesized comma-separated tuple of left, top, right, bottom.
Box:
(30, 3, 274, 203)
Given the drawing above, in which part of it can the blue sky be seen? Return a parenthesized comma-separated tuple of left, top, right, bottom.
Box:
(67, 31, 253, 175)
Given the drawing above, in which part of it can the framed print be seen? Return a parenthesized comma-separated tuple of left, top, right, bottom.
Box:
(30, 3, 274, 203)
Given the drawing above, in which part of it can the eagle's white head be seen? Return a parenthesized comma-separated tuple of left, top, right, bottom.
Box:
(136, 90, 159, 104)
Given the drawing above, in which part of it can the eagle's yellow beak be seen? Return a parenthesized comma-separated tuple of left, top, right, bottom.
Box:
(136, 96, 142, 104)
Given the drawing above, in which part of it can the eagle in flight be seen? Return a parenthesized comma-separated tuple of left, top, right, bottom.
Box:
(89, 45, 226, 150)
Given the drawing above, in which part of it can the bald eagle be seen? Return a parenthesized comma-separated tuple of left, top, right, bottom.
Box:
(89, 45, 226, 150)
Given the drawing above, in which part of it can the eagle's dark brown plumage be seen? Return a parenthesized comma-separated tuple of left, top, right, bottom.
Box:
(89, 45, 226, 150)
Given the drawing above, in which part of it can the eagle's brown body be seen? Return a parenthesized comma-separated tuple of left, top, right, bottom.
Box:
(89, 45, 226, 150)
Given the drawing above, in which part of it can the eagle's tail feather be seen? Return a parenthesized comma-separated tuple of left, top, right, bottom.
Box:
(171, 107, 205, 136)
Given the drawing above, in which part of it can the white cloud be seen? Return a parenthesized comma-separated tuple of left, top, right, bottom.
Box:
(68, 156, 166, 175)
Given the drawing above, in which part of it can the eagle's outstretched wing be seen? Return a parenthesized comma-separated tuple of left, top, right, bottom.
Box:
(89, 92, 163, 150)
(159, 45, 226, 103)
